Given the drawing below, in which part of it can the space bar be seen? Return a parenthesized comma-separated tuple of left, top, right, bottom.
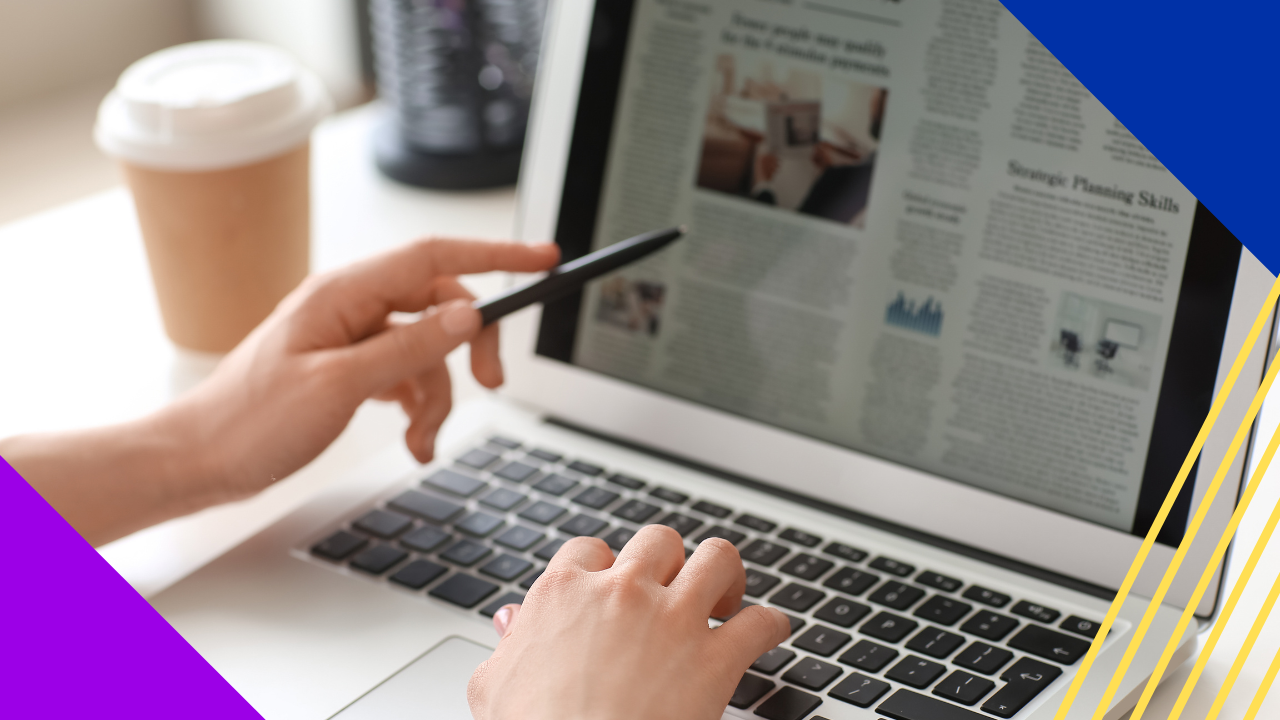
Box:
(878, 690, 987, 720)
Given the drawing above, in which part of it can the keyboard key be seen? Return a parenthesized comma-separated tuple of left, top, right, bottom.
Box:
(389, 558, 447, 589)
(879, 689, 987, 720)
(612, 499, 661, 523)
(729, 673, 775, 709)
(1011, 600, 1061, 624)
(495, 461, 539, 483)
(457, 448, 500, 469)
(350, 544, 408, 575)
(480, 554, 535, 582)
(456, 511, 504, 537)
(781, 657, 842, 690)
(429, 574, 499, 608)
(480, 487, 527, 512)
(607, 473, 645, 490)
(572, 486, 620, 510)
(916, 571, 962, 593)
(779, 554, 834, 581)
(860, 612, 917, 643)
(534, 537, 567, 561)
(953, 642, 1013, 675)
(658, 512, 702, 536)
(823, 567, 878, 596)
(913, 595, 972, 626)
(779, 528, 822, 547)
(962, 585, 1010, 608)
(770, 583, 826, 613)
(518, 501, 567, 525)
(440, 539, 492, 566)
(869, 556, 914, 577)
(479, 591, 526, 617)
(519, 567, 543, 590)
(312, 530, 367, 560)
(603, 526, 636, 551)
(390, 489, 464, 523)
(691, 500, 732, 518)
(823, 542, 867, 563)
(793, 626, 852, 657)
(745, 568, 783, 597)
(813, 597, 870, 628)
(784, 613, 805, 635)
(741, 539, 789, 566)
(528, 448, 562, 463)
(400, 525, 451, 553)
(494, 525, 544, 551)
(533, 473, 578, 496)
(560, 514, 609, 537)
(868, 581, 925, 610)
(566, 460, 604, 476)
(694, 525, 747, 546)
(353, 509, 413, 538)
(960, 612, 1019, 642)
(885, 656, 945, 689)
(755, 686, 823, 720)
(649, 486, 688, 504)
(487, 436, 520, 449)
(906, 627, 964, 658)
(735, 513, 777, 533)
(838, 639, 897, 672)
(933, 670, 994, 706)
(1060, 615, 1102, 638)
(752, 647, 797, 675)
(981, 657, 1061, 718)
(1008, 624, 1091, 664)
(828, 672, 889, 708)
(424, 468, 486, 497)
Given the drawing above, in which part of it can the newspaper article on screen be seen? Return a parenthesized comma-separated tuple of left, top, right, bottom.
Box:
(568, 0, 1199, 533)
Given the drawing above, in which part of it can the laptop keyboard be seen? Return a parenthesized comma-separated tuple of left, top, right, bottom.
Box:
(305, 434, 1103, 720)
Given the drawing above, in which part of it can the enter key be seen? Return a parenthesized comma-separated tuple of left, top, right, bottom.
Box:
(980, 657, 1063, 718)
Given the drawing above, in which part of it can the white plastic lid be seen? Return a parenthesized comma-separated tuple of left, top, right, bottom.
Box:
(95, 40, 332, 171)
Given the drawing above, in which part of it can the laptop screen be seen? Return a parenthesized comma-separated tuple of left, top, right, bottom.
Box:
(535, 0, 1243, 547)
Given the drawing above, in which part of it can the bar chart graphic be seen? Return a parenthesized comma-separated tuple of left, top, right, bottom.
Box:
(886, 292, 943, 336)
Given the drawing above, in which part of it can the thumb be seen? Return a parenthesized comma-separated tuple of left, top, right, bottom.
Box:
(341, 299, 480, 396)
(713, 605, 791, 671)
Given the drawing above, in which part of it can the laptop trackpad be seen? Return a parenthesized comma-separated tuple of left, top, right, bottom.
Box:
(331, 636, 494, 719)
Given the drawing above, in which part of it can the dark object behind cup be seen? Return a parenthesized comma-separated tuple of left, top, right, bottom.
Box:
(370, 0, 543, 189)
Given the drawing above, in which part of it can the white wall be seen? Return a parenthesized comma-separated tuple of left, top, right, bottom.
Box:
(0, 0, 194, 107)
(194, 0, 367, 109)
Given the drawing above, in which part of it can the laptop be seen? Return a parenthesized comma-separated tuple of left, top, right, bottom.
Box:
(149, 0, 1274, 718)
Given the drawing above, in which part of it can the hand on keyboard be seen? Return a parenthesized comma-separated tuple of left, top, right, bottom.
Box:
(468, 524, 791, 720)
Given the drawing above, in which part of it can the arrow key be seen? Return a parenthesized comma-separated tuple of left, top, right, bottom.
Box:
(980, 657, 1061, 718)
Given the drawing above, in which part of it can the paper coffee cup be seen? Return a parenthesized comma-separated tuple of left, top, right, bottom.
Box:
(95, 40, 331, 352)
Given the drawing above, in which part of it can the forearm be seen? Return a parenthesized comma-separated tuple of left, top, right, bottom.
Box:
(0, 407, 218, 547)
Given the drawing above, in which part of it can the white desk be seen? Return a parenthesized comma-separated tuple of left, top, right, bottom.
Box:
(3, 102, 1280, 718)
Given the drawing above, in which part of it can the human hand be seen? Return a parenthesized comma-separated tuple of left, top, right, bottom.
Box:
(468, 525, 791, 720)
(178, 238, 559, 504)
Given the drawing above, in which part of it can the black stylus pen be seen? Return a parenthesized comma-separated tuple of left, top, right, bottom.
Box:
(475, 226, 686, 325)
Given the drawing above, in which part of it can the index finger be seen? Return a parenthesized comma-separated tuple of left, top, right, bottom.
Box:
(340, 238, 559, 314)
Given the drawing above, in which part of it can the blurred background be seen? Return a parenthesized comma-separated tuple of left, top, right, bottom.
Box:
(0, 0, 375, 224)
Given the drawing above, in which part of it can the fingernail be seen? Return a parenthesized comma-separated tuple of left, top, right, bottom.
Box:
(493, 606, 512, 635)
(439, 300, 479, 337)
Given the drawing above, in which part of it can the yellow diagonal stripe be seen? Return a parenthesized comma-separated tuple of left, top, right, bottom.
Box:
(1086, 344, 1280, 719)
(1169, 477, 1280, 718)
(1243, 642, 1280, 720)
(1051, 274, 1280, 720)
(1127, 416, 1280, 720)
(1206, 565, 1280, 719)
